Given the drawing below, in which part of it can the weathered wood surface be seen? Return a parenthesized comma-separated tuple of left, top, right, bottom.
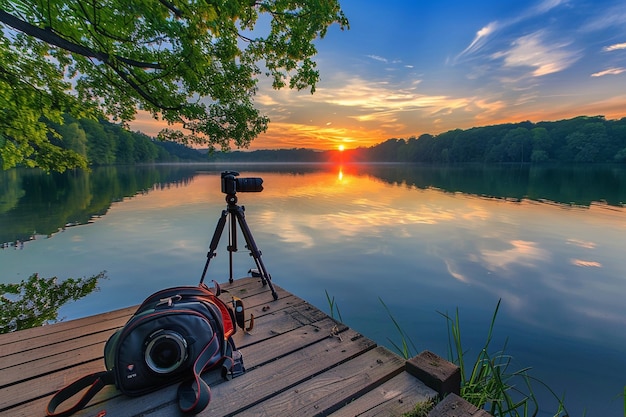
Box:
(0, 277, 443, 417)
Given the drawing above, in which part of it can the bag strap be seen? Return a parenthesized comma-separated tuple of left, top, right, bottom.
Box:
(176, 331, 224, 414)
(177, 335, 244, 414)
(46, 370, 115, 417)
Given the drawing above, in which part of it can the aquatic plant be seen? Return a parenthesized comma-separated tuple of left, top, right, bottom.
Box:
(325, 289, 343, 322)
(440, 299, 570, 417)
(324, 292, 576, 416)
(379, 296, 419, 360)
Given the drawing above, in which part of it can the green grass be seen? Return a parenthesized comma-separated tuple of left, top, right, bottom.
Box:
(324, 289, 343, 322)
(401, 398, 435, 417)
(379, 296, 418, 360)
(324, 291, 577, 417)
(439, 299, 570, 417)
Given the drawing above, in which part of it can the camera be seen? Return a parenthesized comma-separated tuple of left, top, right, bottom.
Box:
(221, 171, 263, 194)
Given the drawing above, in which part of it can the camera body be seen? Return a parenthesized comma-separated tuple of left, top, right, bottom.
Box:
(103, 286, 241, 396)
(221, 171, 263, 194)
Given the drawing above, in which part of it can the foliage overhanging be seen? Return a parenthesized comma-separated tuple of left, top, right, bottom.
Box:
(0, 0, 349, 171)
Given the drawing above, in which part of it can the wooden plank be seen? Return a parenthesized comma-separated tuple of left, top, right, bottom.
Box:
(0, 277, 473, 417)
(77, 327, 375, 417)
(1, 295, 336, 416)
(224, 277, 291, 297)
(218, 277, 281, 301)
(239, 318, 347, 368)
(198, 328, 377, 417)
(326, 372, 437, 417)
(428, 393, 492, 417)
(4, 383, 121, 417)
(0, 306, 135, 352)
(0, 276, 270, 350)
(231, 300, 328, 348)
(0, 359, 107, 412)
(34, 319, 347, 417)
(0, 336, 106, 387)
(0, 327, 114, 371)
(0, 281, 292, 365)
(242, 346, 406, 417)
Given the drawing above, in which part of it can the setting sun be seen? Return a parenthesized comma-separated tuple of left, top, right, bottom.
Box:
(338, 144, 345, 152)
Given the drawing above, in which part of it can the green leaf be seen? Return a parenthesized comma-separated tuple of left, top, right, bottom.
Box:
(0, 0, 349, 172)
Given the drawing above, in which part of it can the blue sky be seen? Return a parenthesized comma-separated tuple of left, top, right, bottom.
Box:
(249, 0, 626, 150)
(130, 0, 626, 150)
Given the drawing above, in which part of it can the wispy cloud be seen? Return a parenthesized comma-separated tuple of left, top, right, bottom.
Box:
(493, 31, 580, 77)
(580, 3, 626, 31)
(570, 259, 602, 267)
(532, 0, 569, 14)
(456, 0, 569, 61)
(367, 55, 388, 63)
(603, 42, 626, 52)
(458, 22, 499, 59)
(591, 67, 626, 77)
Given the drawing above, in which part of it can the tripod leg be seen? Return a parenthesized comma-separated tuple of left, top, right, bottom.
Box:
(234, 207, 279, 300)
(227, 208, 238, 283)
(199, 209, 228, 285)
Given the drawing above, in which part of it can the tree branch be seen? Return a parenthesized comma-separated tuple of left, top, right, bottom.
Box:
(0, 9, 162, 69)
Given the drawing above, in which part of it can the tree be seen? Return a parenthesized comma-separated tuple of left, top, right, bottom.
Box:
(54, 119, 88, 159)
(0, 1, 349, 171)
(81, 118, 116, 165)
(501, 127, 531, 163)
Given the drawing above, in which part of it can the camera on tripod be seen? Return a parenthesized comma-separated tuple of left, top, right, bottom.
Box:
(202, 170, 278, 300)
(221, 171, 263, 194)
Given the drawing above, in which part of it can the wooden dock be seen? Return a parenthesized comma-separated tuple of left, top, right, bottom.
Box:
(0, 277, 489, 416)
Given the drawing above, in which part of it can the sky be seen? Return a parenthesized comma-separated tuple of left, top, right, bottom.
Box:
(131, 0, 626, 151)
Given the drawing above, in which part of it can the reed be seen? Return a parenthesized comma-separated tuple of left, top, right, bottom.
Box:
(324, 293, 574, 416)
(379, 296, 418, 360)
(439, 299, 571, 417)
(324, 289, 343, 322)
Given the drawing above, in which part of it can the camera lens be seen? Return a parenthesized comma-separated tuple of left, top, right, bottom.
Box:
(144, 330, 188, 374)
(235, 177, 263, 192)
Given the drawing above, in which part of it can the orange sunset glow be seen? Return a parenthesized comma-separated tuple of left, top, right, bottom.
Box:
(130, 0, 626, 151)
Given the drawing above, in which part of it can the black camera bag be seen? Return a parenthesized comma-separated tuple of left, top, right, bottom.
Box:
(46, 283, 245, 416)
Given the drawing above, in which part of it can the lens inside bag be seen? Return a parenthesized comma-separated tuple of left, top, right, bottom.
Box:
(145, 330, 188, 374)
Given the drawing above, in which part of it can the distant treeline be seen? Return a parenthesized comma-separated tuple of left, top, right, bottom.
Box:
(47, 114, 626, 165)
(205, 115, 626, 164)
(50, 115, 206, 165)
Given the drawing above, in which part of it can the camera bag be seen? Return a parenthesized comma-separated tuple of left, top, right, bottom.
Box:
(46, 283, 246, 417)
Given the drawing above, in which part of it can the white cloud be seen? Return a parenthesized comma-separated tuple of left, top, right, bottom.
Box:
(581, 4, 626, 32)
(456, 0, 569, 61)
(591, 67, 626, 77)
(493, 31, 579, 76)
(367, 55, 388, 63)
(532, 0, 569, 14)
(603, 42, 626, 52)
(457, 21, 499, 59)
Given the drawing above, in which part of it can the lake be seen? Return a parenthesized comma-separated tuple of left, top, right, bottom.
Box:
(1, 163, 625, 416)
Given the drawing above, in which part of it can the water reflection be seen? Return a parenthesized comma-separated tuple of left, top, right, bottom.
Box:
(2, 164, 625, 248)
(0, 165, 203, 245)
(1, 164, 625, 415)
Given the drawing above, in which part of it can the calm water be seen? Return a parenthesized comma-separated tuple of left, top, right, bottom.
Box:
(1, 163, 625, 416)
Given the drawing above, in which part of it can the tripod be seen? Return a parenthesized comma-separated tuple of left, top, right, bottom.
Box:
(200, 193, 278, 300)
